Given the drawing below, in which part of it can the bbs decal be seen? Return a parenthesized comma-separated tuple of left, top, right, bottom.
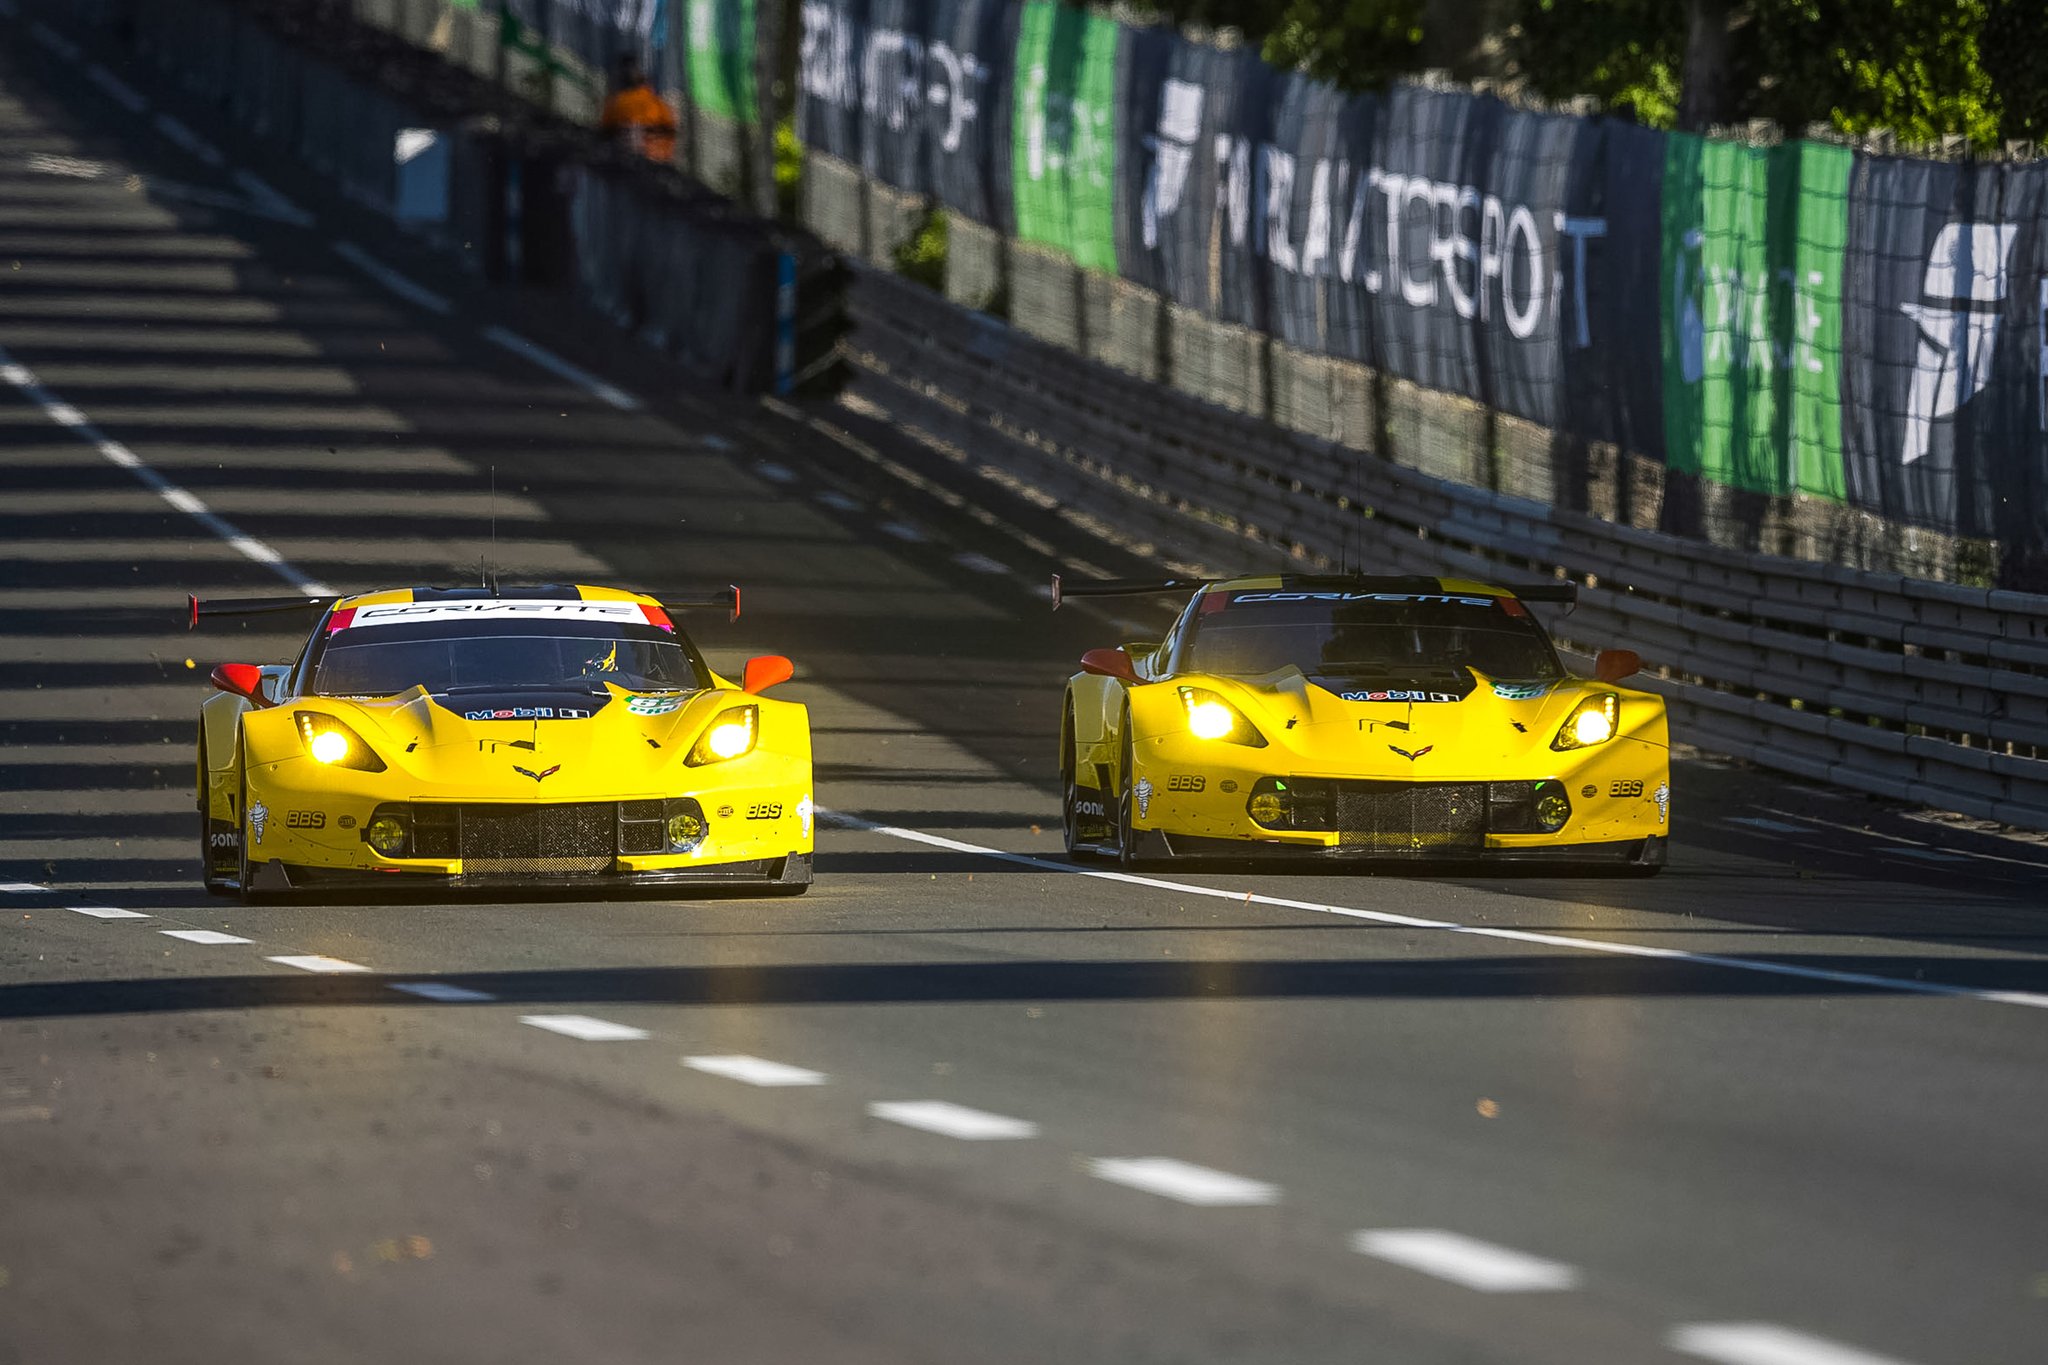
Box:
(746, 803, 783, 820)
(1610, 780, 1645, 798)
(286, 810, 325, 829)
(1166, 775, 1206, 793)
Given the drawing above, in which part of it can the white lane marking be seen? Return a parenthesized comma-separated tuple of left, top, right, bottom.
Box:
(480, 326, 641, 411)
(0, 881, 49, 894)
(1669, 1322, 1920, 1365)
(700, 433, 734, 451)
(29, 20, 78, 60)
(160, 929, 252, 945)
(151, 111, 224, 167)
(390, 982, 496, 1002)
(1348, 1229, 1580, 1292)
(332, 241, 451, 316)
(952, 551, 1008, 575)
(1726, 816, 1808, 834)
(682, 1054, 827, 1087)
(815, 489, 862, 512)
(1888, 847, 1970, 863)
(1087, 1157, 1279, 1207)
(83, 63, 148, 113)
(67, 906, 150, 920)
(879, 520, 927, 542)
(231, 170, 312, 227)
(822, 812, 2048, 1013)
(754, 461, 796, 483)
(266, 954, 369, 974)
(520, 1015, 650, 1042)
(868, 1100, 1040, 1141)
(0, 347, 333, 595)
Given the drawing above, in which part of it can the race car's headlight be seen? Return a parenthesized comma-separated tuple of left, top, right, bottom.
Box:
(365, 814, 409, 856)
(295, 712, 387, 771)
(1177, 687, 1266, 747)
(687, 706, 758, 766)
(1552, 694, 1618, 751)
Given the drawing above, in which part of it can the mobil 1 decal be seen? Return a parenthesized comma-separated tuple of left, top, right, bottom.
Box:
(1659, 135, 1852, 501)
(1839, 156, 2048, 547)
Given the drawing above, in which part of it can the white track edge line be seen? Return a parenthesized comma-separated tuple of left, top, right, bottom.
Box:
(480, 326, 641, 411)
(332, 241, 452, 315)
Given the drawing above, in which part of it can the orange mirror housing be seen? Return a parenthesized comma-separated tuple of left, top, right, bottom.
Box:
(209, 662, 269, 706)
(1079, 648, 1140, 683)
(741, 654, 794, 694)
(1594, 649, 1642, 683)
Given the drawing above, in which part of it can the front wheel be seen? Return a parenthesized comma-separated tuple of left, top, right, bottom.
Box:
(1114, 717, 1148, 871)
(198, 738, 235, 896)
(1061, 706, 1105, 861)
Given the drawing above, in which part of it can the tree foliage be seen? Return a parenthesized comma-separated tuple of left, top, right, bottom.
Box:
(1142, 0, 1426, 91)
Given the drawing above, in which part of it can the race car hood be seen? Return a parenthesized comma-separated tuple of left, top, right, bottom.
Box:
(1147, 667, 1662, 777)
(272, 684, 753, 798)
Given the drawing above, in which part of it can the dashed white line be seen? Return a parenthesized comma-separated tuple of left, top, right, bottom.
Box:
(151, 111, 225, 167)
(0, 882, 49, 894)
(1726, 816, 1809, 834)
(1349, 1229, 1580, 1292)
(160, 929, 252, 945)
(67, 906, 150, 920)
(1669, 1323, 1919, 1365)
(520, 1015, 650, 1042)
(1086, 1157, 1279, 1207)
(879, 521, 927, 542)
(480, 326, 641, 411)
(952, 551, 1009, 575)
(823, 813, 2048, 1013)
(332, 241, 451, 315)
(700, 433, 734, 451)
(266, 954, 369, 974)
(868, 1100, 1040, 1140)
(1888, 847, 1970, 863)
(754, 461, 797, 483)
(29, 20, 78, 60)
(231, 169, 313, 227)
(390, 982, 496, 1003)
(682, 1054, 827, 1087)
(0, 347, 333, 595)
(83, 63, 148, 113)
(815, 489, 862, 512)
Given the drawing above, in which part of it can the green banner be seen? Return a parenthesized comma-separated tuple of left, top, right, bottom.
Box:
(1011, 0, 1118, 272)
(687, 0, 757, 123)
(1660, 136, 1853, 499)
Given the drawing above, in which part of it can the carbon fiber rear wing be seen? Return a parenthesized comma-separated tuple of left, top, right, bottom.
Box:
(1048, 574, 1209, 610)
(1048, 573, 1578, 609)
(650, 586, 742, 622)
(187, 593, 332, 629)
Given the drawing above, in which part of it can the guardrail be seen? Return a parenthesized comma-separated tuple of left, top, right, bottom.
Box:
(844, 266, 2048, 830)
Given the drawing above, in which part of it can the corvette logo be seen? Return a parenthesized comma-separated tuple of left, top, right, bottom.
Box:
(1387, 744, 1434, 761)
(512, 764, 562, 783)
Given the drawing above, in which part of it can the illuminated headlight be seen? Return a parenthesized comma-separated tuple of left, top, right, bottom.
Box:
(1177, 687, 1266, 747)
(687, 706, 758, 766)
(294, 712, 387, 771)
(365, 814, 408, 856)
(1552, 694, 1618, 751)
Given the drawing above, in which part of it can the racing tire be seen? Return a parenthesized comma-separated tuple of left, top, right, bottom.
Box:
(1114, 717, 1152, 871)
(235, 753, 283, 905)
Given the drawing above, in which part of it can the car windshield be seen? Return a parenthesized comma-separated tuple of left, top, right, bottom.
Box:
(313, 629, 707, 697)
(1183, 590, 1563, 681)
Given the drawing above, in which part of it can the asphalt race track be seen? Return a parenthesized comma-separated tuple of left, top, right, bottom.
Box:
(4, 20, 2048, 1365)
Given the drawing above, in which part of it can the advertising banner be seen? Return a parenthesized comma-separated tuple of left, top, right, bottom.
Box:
(1659, 135, 1852, 499)
(1010, 0, 1118, 271)
(686, 0, 756, 122)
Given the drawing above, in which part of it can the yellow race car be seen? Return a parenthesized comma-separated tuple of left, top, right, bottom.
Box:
(1053, 573, 1669, 872)
(193, 583, 813, 900)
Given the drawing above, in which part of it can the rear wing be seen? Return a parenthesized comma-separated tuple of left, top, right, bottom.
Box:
(1505, 583, 1577, 605)
(1049, 574, 1208, 610)
(187, 593, 332, 629)
(650, 585, 742, 623)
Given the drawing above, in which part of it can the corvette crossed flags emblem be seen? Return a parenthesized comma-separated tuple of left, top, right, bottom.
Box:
(1387, 744, 1433, 761)
(512, 764, 561, 783)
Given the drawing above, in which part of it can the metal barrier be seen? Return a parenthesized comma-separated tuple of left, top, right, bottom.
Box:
(844, 265, 2048, 830)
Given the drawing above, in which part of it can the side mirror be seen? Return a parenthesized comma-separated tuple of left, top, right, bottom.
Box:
(1594, 649, 1642, 683)
(209, 662, 269, 706)
(1079, 648, 1140, 684)
(741, 654, 794, 694)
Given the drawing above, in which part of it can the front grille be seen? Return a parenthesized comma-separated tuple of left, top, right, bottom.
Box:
(1249, 778, 1517, 849)
(458, 803, 614, 876)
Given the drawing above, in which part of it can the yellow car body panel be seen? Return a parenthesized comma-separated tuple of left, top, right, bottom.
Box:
(195, 584, 813, 895)
(1059, 573, 1670, 866)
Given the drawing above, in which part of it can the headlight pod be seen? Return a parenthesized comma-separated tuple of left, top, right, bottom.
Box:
(687, 705, 759, 766)
(1552, 693, 1619, 751)
(294, 712, 387, 771)
(1178, 687, 1266, 747)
